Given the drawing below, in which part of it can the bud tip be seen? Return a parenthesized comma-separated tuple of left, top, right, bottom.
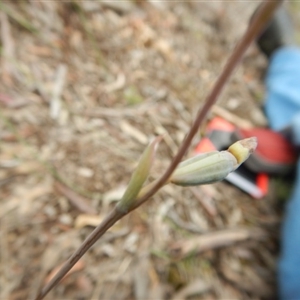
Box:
(227, 137, 257, 165)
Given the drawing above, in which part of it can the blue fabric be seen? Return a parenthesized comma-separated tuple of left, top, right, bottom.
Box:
(291, 113, 300, 146)
(278, 160, 300, 300)
(265, 47, 300, 300)
(265, 47, 300, 134)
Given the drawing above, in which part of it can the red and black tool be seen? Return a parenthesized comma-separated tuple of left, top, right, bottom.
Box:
(194, 117, 297, 198)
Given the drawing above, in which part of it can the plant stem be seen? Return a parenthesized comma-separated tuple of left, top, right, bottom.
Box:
(35, 207, 125, 300)
(130, 0, 283, 212)
(35, 1, 284, 299)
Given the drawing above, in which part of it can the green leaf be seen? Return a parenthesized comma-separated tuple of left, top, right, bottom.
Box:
(117, 136, 161, 212)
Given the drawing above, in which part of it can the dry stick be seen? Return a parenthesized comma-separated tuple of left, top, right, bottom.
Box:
(35, 1, 283, 299)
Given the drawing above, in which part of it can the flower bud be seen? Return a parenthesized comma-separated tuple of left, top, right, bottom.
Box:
(170, 137, 257, 187)
(170, 151, 237, 186)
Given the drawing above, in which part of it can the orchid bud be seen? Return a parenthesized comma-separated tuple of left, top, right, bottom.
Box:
(170, 137, 257, 187)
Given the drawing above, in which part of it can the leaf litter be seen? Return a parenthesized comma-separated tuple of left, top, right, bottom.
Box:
(0, 1, 291, 299)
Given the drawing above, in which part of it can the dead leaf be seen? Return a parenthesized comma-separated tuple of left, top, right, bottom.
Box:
(172, 278, 211, 300)
(74, 214, 103, 229)
(75, 275, 93, 294)
(120, 121, 148, 145)
(54, 181, 97, 215)
(13, 161, 43, 174)
(0, 93, 29, 108)
(169, 227, 266, 259)
(104, 73, 126, 93)
(44, 260, 85, 285)
(133, 256, 150, 300)
(103, 185, 127, 207)
(154, 39, 174, 61)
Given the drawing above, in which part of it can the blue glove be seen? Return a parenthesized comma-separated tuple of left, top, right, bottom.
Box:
(265, 46, 300, 300)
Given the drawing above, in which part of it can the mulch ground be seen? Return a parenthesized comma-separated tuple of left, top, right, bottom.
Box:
(1, 1, 297, 299)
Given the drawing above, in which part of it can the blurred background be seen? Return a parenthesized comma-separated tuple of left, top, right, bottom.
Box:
(1, 1, 299, 299)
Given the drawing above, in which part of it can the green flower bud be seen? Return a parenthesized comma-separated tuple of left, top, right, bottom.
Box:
(170, 137, 257, 187)
(170, 151, 237, 186)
